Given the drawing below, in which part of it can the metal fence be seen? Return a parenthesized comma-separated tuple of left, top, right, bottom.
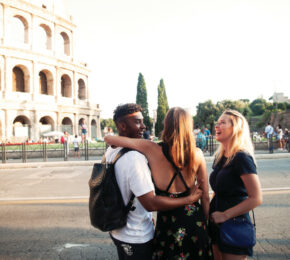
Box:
(0, 136, 289, 164)
(0, 141, 106, 164)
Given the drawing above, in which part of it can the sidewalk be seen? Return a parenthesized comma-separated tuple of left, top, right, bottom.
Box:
(0, 150, 290, 169)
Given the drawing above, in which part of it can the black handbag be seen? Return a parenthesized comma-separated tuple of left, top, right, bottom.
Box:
(220, 210, 256, 248)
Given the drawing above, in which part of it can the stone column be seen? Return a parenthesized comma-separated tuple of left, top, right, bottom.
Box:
(73, 70, 77, 105)
(96, 113, 102, 139)
(32, 110, 39, 142)
(1, 3, 6, 45)
(32, 60, 38, 100)
(88, 114, 92, 139)
(55, 66, 60, 103)
(73, 113, 78, 136)
(4, 109, 13, 141)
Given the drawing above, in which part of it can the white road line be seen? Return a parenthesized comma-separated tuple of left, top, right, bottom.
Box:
(0, 196, 89, 201)
(1, 187, 290, 202)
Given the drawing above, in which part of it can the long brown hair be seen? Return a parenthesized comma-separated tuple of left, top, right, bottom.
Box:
(161, 107, 196, 177)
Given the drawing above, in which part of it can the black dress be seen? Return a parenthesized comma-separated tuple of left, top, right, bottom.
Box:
(152, 143, 213, 260)
(209, 151, 257, 256)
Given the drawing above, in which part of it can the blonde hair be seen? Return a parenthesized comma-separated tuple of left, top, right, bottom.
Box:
(214, 109, 255, 167)
(161, 107, 196, 177)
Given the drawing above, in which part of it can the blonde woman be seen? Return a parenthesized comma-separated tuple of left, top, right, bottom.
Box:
(209, 110, 262, 260)
(105, 107, 213, 260)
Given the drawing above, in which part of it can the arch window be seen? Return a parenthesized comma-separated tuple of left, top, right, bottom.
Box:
(61, 74, 72, 97)
(39, 116, 54, 134)
(13, 116, 31, 138)
(78, 79, 86, 100)
(39, 70, 53, 95)
(39, 71, 47, 94)
(62, 117, 73, 134)
(38, 24, 52, 50)
(60, 32, 70, 56)
(13, 66, 25, 92)
(10, 15, 29, 44)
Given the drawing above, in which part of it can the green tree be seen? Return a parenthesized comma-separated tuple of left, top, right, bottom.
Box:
(136, 73, 151, 130)
(249, 98, 269, 116)
(155, 79, 169, 137)
(100, 118, 116, 133)
(194, 100, 219, 133)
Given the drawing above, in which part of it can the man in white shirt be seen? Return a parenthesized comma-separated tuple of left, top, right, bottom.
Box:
(265, 122, 274, 152)
(106, 103, 201, 260)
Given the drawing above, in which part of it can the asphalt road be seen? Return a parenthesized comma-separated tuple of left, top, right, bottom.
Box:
(0, 158, 289, 260)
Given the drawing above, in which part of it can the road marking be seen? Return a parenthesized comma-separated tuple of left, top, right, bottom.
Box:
(1, 187, 290, 205)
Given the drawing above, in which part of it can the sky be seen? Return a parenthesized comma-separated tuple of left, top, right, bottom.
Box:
(62, 0, 290, 118)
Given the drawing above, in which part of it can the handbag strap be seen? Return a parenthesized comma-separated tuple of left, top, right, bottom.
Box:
(251, 210, 256, 228)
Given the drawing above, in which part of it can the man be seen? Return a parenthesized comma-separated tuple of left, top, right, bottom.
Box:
(204, 126, 211, 152)
(105, 103, 201, 260)
(265, 122, 274, 152)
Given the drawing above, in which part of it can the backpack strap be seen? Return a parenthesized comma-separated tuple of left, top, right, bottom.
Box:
(111, 148, 136, 211)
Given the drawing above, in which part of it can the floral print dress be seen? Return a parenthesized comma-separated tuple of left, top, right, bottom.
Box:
(152, 143, 213, 260)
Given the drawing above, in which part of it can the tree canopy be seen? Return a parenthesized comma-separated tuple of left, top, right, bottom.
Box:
(155, 79, 169, 137)
(136, 73, 151, 129)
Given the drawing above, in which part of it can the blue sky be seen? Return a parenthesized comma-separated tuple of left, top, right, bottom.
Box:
(62, 0, 290, 118)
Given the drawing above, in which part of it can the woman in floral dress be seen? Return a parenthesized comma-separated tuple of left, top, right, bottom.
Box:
(105, 107, 213, 259)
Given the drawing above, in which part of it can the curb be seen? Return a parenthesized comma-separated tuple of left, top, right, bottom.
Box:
(0, 153, 289, 169)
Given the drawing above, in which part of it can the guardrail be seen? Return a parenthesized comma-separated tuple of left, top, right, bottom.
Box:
(0, 136, 289, 164)
(0, 141, 106, 164)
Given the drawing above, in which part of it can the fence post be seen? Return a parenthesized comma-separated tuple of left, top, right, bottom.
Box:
(63, 141, 68, 161)
(1, 143, 6, 163)
(43, 142, 47, 162)
(85, 140, 89, 160)
(22, 142, 27, 163)
(209, 135, 214, 156)
(269, 134, 273, 154)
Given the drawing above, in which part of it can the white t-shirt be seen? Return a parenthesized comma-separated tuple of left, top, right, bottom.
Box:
(73, 138, 79, 148)
(265, 125, 274, 138)
(105, 147, 155, 244)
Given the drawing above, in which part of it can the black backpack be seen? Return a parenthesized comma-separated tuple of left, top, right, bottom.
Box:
(88, 148, 135, 232)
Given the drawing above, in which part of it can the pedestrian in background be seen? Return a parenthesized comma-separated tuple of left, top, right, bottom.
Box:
(73, 135, 80, 158)
(276, 124, 283, 150)
(264, 122, 274, 153)
(209, 109, 262, 260)
(204, 126, 211, 152)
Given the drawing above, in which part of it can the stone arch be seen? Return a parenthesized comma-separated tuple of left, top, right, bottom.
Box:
(13, 115, 31, 140)
(11, 15, 29, 44)
(39, 116, 54, 135)
(38, 24, 52, 50)
(60, 32, 70, 56)
(39, 69, 53, 95)
(61, 74, 72, 97)
(78, 79, 86, 100)
(91, 119, 97, 139)
(12, 65, 30, 93)
(61, 117, 73, 134)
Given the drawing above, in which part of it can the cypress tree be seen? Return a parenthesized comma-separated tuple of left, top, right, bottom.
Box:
(136, 73, 151, 129)
(155, 79, 169, 137)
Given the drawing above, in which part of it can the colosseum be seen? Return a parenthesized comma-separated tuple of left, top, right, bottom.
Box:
(0, 0, 102, 143)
